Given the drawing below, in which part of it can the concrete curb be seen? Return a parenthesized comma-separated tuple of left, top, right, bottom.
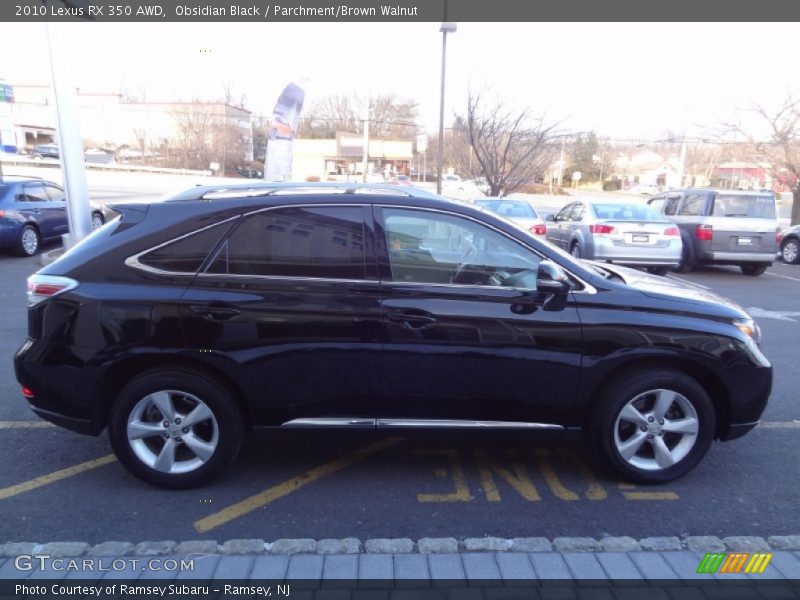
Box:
(2, 535, 799, 558)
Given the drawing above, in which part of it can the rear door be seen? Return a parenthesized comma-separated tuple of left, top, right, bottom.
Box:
(18, 183, 58, 239)
(707, 192, 779, 256)
(548, 203, 574, 248)
(42, 183, 70, 236)
(181, 204, 382, 425)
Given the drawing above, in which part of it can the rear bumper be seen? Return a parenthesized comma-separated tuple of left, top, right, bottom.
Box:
(701, 250, 775, 263)
(30, 406, 102, 435)
(593, 238, 681, 266)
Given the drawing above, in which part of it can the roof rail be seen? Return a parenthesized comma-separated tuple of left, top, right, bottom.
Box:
(166, 181, 442, 202)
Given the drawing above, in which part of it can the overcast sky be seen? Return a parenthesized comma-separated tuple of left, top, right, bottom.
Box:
(0, 22, 796, 140)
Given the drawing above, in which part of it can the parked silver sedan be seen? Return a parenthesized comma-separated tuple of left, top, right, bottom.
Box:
(475, 197, 548, 238)
(545, 199, 682, 275)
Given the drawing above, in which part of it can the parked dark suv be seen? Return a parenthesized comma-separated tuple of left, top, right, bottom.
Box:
(648, 188, 780, 276)
(14, 183, 772, 488)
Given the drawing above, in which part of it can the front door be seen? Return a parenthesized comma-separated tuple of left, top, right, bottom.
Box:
(375, 206, 583, 426)
(181, 204, 382, 425)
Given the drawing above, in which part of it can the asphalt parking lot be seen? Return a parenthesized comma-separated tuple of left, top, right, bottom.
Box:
(1, 245, 799, 545)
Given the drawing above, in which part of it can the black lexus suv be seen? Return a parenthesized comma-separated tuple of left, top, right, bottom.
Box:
(14, 183, 772, 488)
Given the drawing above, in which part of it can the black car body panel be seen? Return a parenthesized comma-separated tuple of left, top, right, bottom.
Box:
(15, 189, 771, 445)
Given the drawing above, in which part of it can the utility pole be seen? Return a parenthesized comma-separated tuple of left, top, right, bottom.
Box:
(46, 21, 92, 245)
(437, 16, 457, 195)
(557, 136, 566, 187)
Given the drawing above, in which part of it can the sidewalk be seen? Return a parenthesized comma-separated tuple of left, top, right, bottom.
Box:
(2, 536, 799, 582)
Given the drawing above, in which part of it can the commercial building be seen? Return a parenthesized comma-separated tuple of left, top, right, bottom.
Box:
(292, 134, 414, 181)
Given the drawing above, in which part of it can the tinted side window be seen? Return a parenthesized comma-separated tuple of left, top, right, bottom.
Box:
(21, 184, 49, 203)
(44, 184, 65, 202)
(208, 206, 366, 279)
(648, 197, 665, 212)
(569, 204, 585, 221)
(663, 195, 681, 216)
(382, 208, 541, 288)
(140, 222, 232, 273)
(555, 203, 573, 221)
(679, 194, 708, 216)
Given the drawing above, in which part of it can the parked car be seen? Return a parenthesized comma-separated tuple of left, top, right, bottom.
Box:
(15, 182, 771, 488)
(648, 189, 780, 276)
(393, 174, 412, 186)
(779, 224, 800, 265)
(545, 199, 682, 275)
(84, 149, 115, 165)
(0, 177, 111, 256)
(30, 144, 59, 160)
(626, 183, 660, 196)
(476, 196, 547, 237)
(442, 174, 463, 187)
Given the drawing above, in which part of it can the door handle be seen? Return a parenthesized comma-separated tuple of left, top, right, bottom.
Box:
(387, 310, 437, 330)
(189, 304, 241, 321)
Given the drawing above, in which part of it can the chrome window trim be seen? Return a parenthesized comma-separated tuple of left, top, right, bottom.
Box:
(376, 204, 598, 295)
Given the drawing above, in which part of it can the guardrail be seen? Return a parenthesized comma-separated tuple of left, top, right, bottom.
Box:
(0, 154, 213, 177)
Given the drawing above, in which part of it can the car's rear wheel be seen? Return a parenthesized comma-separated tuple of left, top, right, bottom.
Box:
(781, 238, 799, 265)
(570, 242, 581, 259)
(15, 225, 40, 257)
(646, 267, 670, 276)
(673, 242, 693, 273)
(588, 369, 715, 484)
(109, 368, 243, 489)
(91, 213, 105, 230)
(740, 263, 768, 276)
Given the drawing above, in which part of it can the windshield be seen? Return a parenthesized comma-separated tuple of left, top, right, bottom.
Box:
(592, 203, 668, 222)
(711, 194, 776, 218)
(477, 199, 537, 219)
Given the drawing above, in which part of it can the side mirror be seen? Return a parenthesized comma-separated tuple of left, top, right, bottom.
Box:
(537, 261, 570, 311)
(545, 214, 555, 222)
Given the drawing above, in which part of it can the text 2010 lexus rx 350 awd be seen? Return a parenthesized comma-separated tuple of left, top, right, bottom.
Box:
(14, 184, 772, 488)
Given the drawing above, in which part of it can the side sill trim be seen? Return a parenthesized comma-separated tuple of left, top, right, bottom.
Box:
(280, 418, 564, 430)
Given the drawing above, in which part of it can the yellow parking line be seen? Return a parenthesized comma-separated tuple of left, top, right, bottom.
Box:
(0, 421, 56, 429)
(194, 437, 404, 533)
(0, 454, 116, 500)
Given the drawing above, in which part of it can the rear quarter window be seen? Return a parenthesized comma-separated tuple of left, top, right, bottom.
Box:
(138, 222, 232, 273)
(711, 194, 776, 219)
(678, 194, 708, 216)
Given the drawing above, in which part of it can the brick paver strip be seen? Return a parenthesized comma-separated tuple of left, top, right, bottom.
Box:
(461, 553, 502, 580)
(495, 552, 536, 580)
(768, 552, 800, 579)
(358, 554, 393, 580)
(660, 552, 708, 580)
(628, 551, 678, 580)
(286, 554, 324, 579)
(177, 554, 220, 579)
(427, 554, 465, 580)
(563, 552, 608, 580)
(394, 553, 430, 580)
(528, 552, 572, 580)
(213, 555, 254, 579)
(323, 555, 358, 580)
(250, 555, 289, 580)
(595, 552, 645, 580)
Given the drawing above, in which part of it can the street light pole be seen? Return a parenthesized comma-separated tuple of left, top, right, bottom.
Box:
(436, 18, 457, 196)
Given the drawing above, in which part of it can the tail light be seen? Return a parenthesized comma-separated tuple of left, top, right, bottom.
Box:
(664, 227, 680, 236)
(0, 210, 5, 218)
(26, 274, 78, 307)
(21, 386, 34, 399)
(777, 228, 783, 244)
(589, 224, 618, 235)
(695, 224, 713, 241)
(530, 223, 547, 235)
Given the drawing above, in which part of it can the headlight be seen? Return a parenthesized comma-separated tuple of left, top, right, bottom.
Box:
(734, 317, 762, 344)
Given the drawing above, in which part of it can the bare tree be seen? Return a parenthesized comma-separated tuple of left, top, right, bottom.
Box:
(456, 90, 559, 196)
(296, 94, 360, 138)
(726, 97, 800, 225)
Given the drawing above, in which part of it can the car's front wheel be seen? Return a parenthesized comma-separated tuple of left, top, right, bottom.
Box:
(109, 368, 243, 489)
(588, 369, 715, 484)
(91, 212, 105, 230)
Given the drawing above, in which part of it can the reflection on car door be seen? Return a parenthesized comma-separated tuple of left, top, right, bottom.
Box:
(375, 206, 582, 426)
(548, 203, 574, 249)
(181, 205, 382, 424)
(18, 183, 59, 240)
(42, 183, 70, 236)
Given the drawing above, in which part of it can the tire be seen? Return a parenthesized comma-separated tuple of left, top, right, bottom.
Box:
(673, 240, 693, 273)
(570, 242, 581, 259)
(108, 368, 244, 489)
(781, 238, 800, 265)
(15, 225, 40, 257)
(588, 369, 715, 484)
(91, 212, 105, 230)
(740, 263, 768, 276)
(647, 267, 670, 276)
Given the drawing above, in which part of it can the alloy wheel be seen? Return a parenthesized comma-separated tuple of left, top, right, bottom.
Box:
(613, 388, 699, 471)
(21, 228, 39, 255)
(126, 390, 219, 474)
(783, 240, 799, 264)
